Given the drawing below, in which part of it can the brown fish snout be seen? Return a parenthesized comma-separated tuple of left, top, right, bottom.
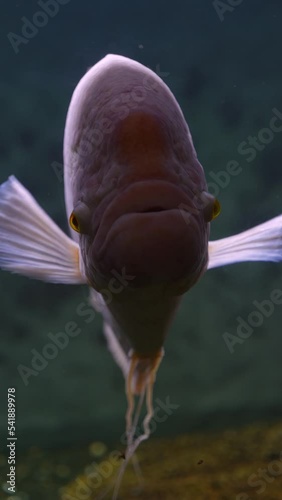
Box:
(91, 181, 208, 290)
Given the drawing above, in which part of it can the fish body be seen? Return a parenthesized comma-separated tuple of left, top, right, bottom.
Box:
(1, 54, 282, 498)
(64, 55, 211, 357)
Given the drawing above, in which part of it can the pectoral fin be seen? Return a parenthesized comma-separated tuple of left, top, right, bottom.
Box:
(0, 176, 87, 284)
(208, 215, 282, 269)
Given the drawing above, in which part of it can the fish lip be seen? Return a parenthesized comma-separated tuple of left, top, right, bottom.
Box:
(93, 180, 195, 254)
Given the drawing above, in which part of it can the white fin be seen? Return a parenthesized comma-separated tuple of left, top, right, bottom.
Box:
(103, 322, 130, 378)
(0, 176, 87, 284)
(208, 215, 282, 269)
(89, 289, 130, 377)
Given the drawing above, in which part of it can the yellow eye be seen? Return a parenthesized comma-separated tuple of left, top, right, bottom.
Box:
(201, 191, 221, 222)
(69, 212, 81, 233)
(69, 202, 91, 234)
(212, 198, 221, 220)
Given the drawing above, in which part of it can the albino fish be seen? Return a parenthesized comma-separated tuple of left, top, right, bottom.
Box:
(1, 54, 282, 498)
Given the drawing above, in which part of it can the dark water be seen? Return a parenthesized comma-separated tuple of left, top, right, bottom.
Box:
(0, 1, 282, 498)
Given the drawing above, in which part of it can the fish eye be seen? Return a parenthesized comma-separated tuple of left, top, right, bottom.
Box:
(69, 212, 81, 233)
(212, 198, 221, 220)
(200, 191, 221, 222)
(69, 201, 91, 234)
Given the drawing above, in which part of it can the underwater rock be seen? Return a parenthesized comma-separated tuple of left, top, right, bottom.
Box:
(60, 420, 282, 499)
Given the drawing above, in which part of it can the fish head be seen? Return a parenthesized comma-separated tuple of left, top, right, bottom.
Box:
(69, 111, 220, 296)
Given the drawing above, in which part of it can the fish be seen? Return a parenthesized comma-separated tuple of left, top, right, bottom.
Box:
(1, 54, 282, 498)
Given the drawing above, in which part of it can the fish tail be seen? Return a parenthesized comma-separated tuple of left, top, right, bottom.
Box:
(0, 176, 86, 284)
(208, 215, 282, 269)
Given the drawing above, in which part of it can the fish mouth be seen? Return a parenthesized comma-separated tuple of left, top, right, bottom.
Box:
(89, 179, 207, 290)
(94, 180, 195, 255)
